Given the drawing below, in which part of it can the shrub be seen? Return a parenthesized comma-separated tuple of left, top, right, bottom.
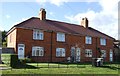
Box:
(1, 54, 19, 67)
(19, 58, 32, 63)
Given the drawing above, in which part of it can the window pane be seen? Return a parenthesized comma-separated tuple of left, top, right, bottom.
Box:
(56, 48, 60, 57)
(56, 48, 65, 57)
(33, 31, 36, 39)
(33, 30, 44, 40)
(100, 38, 106, 45)
(39, 32, 43, 40)
(32, 46, 44, 56)
(61, 48, 65, 57)
(57, 33, 65, 42)
(101, 50, 106, 57)
(86, 36, 92, 44)
(39, 47, 44, 56)
(39, 50, 42, 56)
(85, 49, 92, 57)
(32, 49, 35, 56)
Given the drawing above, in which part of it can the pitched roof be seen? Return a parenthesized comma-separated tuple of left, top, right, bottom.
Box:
(8, 17, 114, 40)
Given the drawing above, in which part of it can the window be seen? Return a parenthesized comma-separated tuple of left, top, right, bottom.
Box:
(86, 36, 92, 44)
(100, 38, 106, 45)
(32, 46, 44, 56)
(56, 48, 65, 57)
(57, 32, 65, 42)
(101, 50, 106, 58)
(33, 30, 44, 40)
(85, 49, 92, 57)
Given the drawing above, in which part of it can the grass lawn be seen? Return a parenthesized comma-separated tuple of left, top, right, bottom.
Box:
(1, 63, 120, 75)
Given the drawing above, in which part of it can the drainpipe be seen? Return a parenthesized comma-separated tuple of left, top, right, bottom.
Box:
(96, 37, 97, 58)
(50, 31, 53, 62)
(46, 30, 53, 62)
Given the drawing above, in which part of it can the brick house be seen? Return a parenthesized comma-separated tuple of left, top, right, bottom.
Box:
(7, 8, 115, 62)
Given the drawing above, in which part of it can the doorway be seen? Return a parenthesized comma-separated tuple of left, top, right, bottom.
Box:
(18, 44, 25, 59)
(71, 47, 81, 62)
(110, 49, 113, 62)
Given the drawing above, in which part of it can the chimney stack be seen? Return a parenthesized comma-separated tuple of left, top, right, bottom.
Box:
(81, 17, 88, 28)
(39, 8, 46, 20)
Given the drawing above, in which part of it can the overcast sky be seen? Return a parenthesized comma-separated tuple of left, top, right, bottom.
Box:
(0, 0, 119, 39)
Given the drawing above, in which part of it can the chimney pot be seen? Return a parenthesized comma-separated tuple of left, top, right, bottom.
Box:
(81, 17, 88, 28)
(39, 8, 46, 20)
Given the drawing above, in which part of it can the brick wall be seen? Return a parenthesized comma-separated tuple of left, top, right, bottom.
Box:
(7, 28, 114, 62)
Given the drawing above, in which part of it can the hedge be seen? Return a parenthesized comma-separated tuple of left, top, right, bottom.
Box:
(1, 54, 19, 67)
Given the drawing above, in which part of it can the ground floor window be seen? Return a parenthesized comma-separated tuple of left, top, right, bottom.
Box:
(32, 46, 44, 56)
(101, 50, 106, 58)
(56, 48, 65, 57)
(85, 49, 92, 57)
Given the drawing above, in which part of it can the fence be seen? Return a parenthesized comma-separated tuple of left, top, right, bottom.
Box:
(17, 55, 89, 69)
(1, 55, 120, 70)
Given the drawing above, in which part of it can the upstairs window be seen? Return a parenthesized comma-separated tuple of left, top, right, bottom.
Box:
(100, 38, 106, 45)
(85, 49, 92, 57)
(33, 30, 43, 40)
(86, 36, 92, 44)
(56, 48, 65, 57)
(57, 32, 65, 42)
(32, 46, 44, 56)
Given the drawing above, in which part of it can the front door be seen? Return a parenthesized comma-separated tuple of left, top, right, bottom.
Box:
(71, 47, 80, 62)
(110, 49, 113, 62)
(18, 44, 25, 59)
(76, 48, 80, 62)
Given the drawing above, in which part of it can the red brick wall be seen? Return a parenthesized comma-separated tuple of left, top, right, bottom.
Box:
(8, 28, 114, 62)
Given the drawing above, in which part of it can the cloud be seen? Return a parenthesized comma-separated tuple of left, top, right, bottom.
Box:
(35, 0, 69, 6)
(6, 15, 11, 19)
(49, 12, 54, 15)
(65, 0, 119, 39)
(35, 0, 100, 6)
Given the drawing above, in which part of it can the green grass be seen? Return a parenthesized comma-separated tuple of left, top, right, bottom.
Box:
(1, 63, 120, 75)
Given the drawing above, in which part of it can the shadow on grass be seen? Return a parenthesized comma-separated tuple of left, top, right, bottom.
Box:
(12, 62, 38, 69)
(100, 65, 120, 70)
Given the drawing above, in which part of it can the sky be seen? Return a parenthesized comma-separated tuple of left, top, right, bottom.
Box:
(0, 0, 119, 40)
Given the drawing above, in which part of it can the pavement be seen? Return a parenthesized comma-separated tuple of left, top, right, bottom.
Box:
(0, 66, 11, 70)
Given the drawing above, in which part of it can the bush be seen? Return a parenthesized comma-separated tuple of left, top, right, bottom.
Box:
(1, 54, 19, 67)
(19, 58, 32, 63)
(2, 42, 7, 47)
(11, 54, 19, 67)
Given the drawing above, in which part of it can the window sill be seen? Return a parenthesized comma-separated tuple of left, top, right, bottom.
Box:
(85, 56, 92, 57)
(100, 45, 106, 46)
(32, 56, 44, 57)
(56, 56, 65, 58)
(33, 39, 44, 41)
(57, 41, 66, 43)
(86, 44, 92, 45)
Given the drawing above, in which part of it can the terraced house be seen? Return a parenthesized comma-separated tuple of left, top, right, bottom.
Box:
(7, 8, 115, 62)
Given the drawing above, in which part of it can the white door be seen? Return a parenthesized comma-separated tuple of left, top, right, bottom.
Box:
(76, 48, 80, 62)
(18, 44, 25, 59)
(110, 49, 113, 62)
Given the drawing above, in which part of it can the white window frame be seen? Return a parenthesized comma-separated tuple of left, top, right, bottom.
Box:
(85, 49, 92, 57)
(32, 46, 44, 56)
(86, 36, 92, 44)
(56, 48, 65, 57)
(57, 32, 65, 42)
(101, 50, 106, 58)
(33, 30, 44, 40)
(100, 38, 106, 45)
